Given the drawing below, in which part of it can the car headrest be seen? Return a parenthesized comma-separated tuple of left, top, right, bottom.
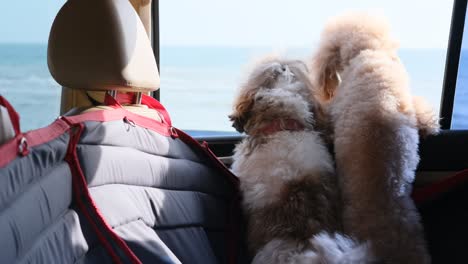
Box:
(48, 0, 160, 92)
(0, 106, 15, 145)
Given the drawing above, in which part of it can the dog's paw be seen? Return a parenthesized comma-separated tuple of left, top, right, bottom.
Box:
(292, 250, 320, 264)
(412, 96, 440, 137)
(309, 232, 375, 264)
(252, 239, 320, 264)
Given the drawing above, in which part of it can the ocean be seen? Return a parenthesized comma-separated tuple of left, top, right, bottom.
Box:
(453, 50, 468, 129)
(0, 43, 461, 132)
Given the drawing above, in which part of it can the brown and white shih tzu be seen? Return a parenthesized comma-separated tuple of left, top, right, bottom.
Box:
(230, 57, 373, 264)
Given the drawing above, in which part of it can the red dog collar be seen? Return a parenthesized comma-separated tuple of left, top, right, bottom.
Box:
(255, 119, 305, 136)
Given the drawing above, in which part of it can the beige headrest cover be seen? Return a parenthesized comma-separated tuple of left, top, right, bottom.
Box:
(48, 0, 159, 92)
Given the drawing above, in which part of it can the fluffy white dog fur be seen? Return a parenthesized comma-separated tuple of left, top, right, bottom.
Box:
(230, 58, 373, 263)
(310, 14, 439, 263)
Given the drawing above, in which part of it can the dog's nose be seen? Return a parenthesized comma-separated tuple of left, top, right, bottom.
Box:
(282, 66, 294, 78)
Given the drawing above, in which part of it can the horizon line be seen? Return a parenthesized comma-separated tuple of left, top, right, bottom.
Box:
(0, 42, 449, 50)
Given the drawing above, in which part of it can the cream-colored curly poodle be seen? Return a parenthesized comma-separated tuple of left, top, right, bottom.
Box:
(310, 13, 439, 263)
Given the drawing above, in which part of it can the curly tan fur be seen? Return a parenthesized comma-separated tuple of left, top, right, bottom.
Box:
(310, 13, 439, 263)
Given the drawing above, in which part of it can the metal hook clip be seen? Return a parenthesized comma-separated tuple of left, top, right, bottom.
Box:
(18, 137, 29, 156)
(123, 116, 136, 127)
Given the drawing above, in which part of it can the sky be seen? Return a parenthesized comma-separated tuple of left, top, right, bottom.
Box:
(0, 0, 455, 49)
(464, 10, 468, 50)
(0, 1, 64, 43)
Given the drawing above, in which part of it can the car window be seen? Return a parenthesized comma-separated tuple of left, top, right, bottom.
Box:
(0, 1, 454, 132)
(0, 2, 64, 131)
(159, 0, 453, 131)
(452, 6, 468, 129)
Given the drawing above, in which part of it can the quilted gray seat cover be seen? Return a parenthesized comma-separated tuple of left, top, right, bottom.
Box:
(0, 133, 85, 264)
(78, 120, 236, 263)
(0, 111, 243, 263)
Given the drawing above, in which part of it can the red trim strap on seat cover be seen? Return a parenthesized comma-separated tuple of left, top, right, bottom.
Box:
(412, 169, 468, 204)
(67, 93, 177, 138)
(0, 96, 70, 166)
(62, 107, 176, 138)
(141, 94, 172, 127)
(104, 92, 173, 127)
(0, 118, 70, 168)
(65, 124, 142, 264)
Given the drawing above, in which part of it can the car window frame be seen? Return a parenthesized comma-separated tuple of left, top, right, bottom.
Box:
(151, 0, 464, 131)
(151, 0, 160, 101)
(440, 0, 467, 129)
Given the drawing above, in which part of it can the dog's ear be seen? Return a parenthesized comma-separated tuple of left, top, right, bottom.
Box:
(322, 66, 340, 100)
(411, 96, 440, 138)
(311, 46, 341, 101)
(229, 114, 247, 133)
(229, 89, 255, 133)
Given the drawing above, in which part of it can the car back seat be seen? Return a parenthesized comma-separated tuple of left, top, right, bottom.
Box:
(0, 0, 247, 262)
(0, 93, 245, 263)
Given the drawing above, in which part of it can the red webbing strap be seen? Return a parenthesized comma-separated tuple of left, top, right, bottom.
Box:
(0, 119, 70, 168)
(103, 93, 124, 108)
(174, 128, 239, 190)
(0, 95, 20, 135)
(0, 97, 70, 167)
(175, 128, 241, 264)
(141, 94, 172, 127)
(64, 122, 142, 264)
(62, 107, 175, 138)
(25, 119, 70, 146)
(412, 169, 468, 204)
(103, 93, 173, 127)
